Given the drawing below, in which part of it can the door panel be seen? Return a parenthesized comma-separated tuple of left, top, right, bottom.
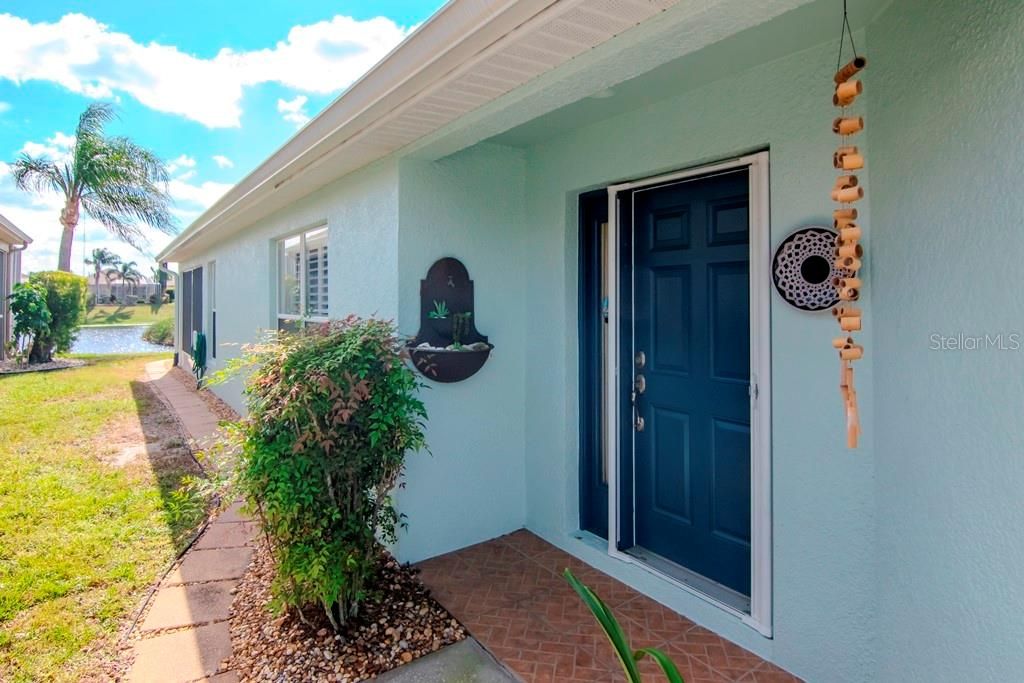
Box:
(652, 266, 691, 374)
(708, 261, 750, 382)
(652, 406, 691, 522)
(629, 169, 751, 596)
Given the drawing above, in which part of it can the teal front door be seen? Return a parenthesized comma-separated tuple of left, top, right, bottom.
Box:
(623, 169, 752, 596)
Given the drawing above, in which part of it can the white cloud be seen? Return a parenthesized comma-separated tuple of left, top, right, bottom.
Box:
(168, 178, 232, 210)
(0, 12, 412, 128)
(277, 95, 310, 127)
(18, 131, 75, 161)
(0, 101, 10, 114)
(166, 154, 196, 174)
(212, 155, 233, 169)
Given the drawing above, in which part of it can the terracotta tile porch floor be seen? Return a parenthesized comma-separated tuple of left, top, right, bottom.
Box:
(417, 531, 801, 682)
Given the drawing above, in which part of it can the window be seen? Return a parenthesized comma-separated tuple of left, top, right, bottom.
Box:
(277, 226, 329, 328)
(181, 266, 203, 356)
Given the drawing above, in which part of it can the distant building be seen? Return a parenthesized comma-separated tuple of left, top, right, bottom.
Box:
(88, 273, 167, 305)
(0, 213, 32, 360)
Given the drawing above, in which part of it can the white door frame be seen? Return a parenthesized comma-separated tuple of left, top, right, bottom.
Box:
(603, 151, 772, 636)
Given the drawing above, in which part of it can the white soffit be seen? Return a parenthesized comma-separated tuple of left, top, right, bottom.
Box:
(160, 0, 682, 261)
(0, 213, 31, 246)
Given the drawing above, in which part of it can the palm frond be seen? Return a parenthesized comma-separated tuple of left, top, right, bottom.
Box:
(82, 182, 175, 243)
(75, 103, 116, 142)
(10, 156, 69, 196)
(78, 135, 176, 239)
(79, 198, 146, 251)
(85, 247, 121, 268)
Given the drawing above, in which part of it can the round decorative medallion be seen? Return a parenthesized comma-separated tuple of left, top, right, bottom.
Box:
(772, 227, 850, 311)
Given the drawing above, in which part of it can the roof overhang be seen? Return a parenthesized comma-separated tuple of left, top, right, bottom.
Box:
(159, 0, 820, 263)
(0, 213, 32, 247)
(159, 0, 690, 262)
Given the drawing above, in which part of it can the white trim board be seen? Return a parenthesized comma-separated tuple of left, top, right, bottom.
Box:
(603, 151, 773, 637)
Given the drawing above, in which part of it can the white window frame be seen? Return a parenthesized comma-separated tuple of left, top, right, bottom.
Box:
(604, 151, 773, 636)
(276, 225, 329, 326)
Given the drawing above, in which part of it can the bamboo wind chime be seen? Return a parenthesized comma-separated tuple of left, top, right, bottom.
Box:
(830, 5, 866, 449)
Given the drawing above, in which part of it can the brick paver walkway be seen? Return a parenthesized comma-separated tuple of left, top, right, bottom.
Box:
(131, 360, 798, 681)
(127, 361, 253, 683)
(418, 531, 802, 682)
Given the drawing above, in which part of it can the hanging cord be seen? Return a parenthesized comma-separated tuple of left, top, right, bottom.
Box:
(835, 0, 860, 71)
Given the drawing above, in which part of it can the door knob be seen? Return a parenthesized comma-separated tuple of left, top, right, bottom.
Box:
(635, 414, 645, 432)
(634, 374, 646, 394)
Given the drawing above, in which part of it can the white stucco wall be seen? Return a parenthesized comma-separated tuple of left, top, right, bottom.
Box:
(180, 159, 400, 411)
(395, 144, 529, 562)
(869, 1, 1024, 681)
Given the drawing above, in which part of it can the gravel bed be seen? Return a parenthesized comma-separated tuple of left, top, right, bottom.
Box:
(227, 542, 466, 681)
(0, 358, 87, 375)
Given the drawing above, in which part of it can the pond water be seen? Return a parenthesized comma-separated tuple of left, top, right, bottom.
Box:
(72, 325, 171, 354)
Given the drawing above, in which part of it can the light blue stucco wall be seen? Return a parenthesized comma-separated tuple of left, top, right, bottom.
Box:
(176, 2, 1024, 680)
(869, 2, 1024, 681)
(516, 36, 876, 680)
(180, 159, 400, 411)
(394, 144, 528, 562)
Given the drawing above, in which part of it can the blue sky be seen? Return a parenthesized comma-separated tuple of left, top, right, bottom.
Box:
(0, 1, 444, 274)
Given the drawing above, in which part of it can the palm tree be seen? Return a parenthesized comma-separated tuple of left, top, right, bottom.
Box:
(10, 103, 176, 272)
(85, 247, 121, 299)
(102, 267, 120, 303)
(117, 261, 143, 296)
(150, 265, 167, 300)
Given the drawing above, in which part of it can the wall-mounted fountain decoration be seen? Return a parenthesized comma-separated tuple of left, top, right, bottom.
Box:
(407, 257, 492, 383)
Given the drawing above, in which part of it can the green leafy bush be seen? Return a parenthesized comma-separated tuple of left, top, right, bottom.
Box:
(6, 281, 52, 363)
(28, 271, 88, 362)
(220, 316, 427, 629)
(143, 318, 174, 346)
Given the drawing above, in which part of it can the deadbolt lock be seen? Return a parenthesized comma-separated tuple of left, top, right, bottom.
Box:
(635, 351, 646, 369)
(635, 415, 645, 432)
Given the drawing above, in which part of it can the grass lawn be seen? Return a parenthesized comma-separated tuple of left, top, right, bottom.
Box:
(0, 354, 207, 682)
(84, 303, 174, 326)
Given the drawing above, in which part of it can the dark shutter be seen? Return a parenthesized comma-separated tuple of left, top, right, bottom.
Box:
(192, 267, 203, 336)
(181, 270, 193, 353)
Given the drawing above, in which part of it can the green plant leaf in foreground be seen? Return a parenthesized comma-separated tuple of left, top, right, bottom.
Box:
(564, 568, 685, 683)
(636, 646, 685, 683)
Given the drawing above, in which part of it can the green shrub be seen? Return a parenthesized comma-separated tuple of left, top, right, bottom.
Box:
(6, 281, 52, 363)
(143, 318, 174, 346)
(218, 317, 427, 629)
(27, 271, 88, 363)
